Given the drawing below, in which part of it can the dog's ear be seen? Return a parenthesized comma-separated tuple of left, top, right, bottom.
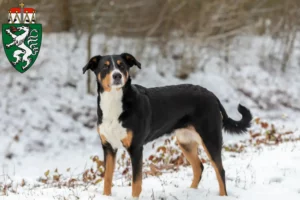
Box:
(82, 55, 102, 74)
(121, 53, 141, 69)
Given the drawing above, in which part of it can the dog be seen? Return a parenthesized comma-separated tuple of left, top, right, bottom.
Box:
(82, 53, 252, 199)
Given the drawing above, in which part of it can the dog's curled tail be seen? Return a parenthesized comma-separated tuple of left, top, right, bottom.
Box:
(218, 100, 252, 134)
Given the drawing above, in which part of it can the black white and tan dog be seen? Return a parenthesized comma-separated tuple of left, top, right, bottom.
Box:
(82, 53, 252, 199)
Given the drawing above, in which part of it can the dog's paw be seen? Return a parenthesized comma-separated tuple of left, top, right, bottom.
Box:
(102, 192, 112, 196)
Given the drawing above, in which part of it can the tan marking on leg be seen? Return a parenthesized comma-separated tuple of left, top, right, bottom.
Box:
(177, 140, 203, 188)
(121, 130, 133, 148)
(201, 142, 227, 196)
(103, 153, 116, 196)
(132, 171, 142, 198)
(100, 134, 107, 144)
(101, 72, 112, 92)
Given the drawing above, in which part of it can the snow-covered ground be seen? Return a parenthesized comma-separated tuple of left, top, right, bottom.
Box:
(3, 142, 300, 200)
(0, 33, 299, 199)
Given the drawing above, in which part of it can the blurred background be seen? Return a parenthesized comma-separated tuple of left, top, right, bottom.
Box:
(0, 0, 300, 195)
(1, 0, 300, 90)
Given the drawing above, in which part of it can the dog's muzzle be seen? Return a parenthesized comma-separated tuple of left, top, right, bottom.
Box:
(112, 72, 123, 86)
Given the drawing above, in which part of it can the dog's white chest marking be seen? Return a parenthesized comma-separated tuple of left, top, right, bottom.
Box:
(99, 89, 127, 149)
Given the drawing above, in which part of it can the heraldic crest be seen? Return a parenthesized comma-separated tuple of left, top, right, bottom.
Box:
(2, 2, 42, 73)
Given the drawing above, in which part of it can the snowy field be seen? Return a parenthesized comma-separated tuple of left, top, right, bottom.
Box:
(0, 33, 300, 199)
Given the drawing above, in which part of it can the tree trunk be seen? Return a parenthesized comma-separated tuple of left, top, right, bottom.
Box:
(62, 0, 72, 31)
(87, 23, 93, 94)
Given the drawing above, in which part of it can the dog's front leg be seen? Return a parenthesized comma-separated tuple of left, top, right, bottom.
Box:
(102, 142, 117, 196)
(128, 146, 143, 199)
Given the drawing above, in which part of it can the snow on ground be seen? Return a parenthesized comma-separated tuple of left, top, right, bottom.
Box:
(2, 142, 300, 200)
(0, 33, 300, 199)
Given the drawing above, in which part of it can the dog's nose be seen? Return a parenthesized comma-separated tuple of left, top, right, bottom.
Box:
(113, 72, 122, 80)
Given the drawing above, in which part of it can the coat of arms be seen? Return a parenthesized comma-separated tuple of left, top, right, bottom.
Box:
(2, 2, 42, 73)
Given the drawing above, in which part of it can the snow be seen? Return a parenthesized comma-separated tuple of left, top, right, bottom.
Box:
(0, 33, 300, 199)
(2, 143, 300, 200)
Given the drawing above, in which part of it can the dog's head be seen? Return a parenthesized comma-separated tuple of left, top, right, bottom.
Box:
(82, 53, 141, 92)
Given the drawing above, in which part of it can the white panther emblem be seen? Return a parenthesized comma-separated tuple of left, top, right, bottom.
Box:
(5, 26, 39, 69)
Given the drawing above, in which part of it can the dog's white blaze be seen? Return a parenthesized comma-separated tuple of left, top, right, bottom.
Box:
(110, 69, 125, 87)
(111, 55, 116, 69)
(110, 56, 124, 86)
(99, 88, 127, 149)
(175, 128, 202, 144)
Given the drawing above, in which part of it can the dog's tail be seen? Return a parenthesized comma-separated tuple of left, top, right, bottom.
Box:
(218, 100, 252, 134)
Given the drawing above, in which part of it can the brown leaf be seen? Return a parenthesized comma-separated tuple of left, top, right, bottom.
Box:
(68, 178, 77, 184)
(92, 156, 99, 162)
(14, 135, 19, 142)
(284, 131, 293, 135)
(121, 151, 126, 160)
(53, 175, 60, 182)
(255, 118, 260, 124)
(95, 178, 102, 184)
(261, 122, 269, 129)
(44, 170, 50, 177)
(147, 164, 162, 176)
(159, 164, 175, 171)
(122, 167, 129, 175)
(164, 139, 171, 145)
(251, 133, 262, 138)
(148, 155, 155, 161)
(21, 179, 25, 187)
(40, 178, 47, 184)
(157, 146, 167, 153)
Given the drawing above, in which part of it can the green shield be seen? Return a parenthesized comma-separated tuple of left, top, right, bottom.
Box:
(2, 24, 42, 73)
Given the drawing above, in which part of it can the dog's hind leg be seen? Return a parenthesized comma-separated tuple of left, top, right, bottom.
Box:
(176, 127, 204, 188)
(197, 126, 228, 196)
